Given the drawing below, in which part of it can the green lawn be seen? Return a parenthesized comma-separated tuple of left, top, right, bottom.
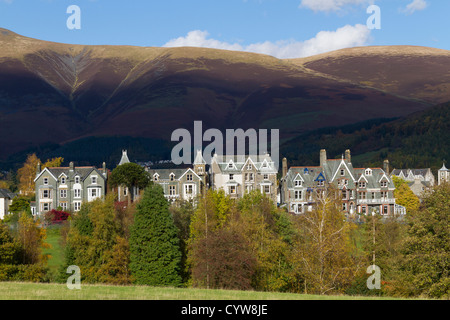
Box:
(0, 282, 405, 300)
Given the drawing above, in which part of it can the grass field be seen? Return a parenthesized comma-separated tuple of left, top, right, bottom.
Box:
(0, 282, 403, 300)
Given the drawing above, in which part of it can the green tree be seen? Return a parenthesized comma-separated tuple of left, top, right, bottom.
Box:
(109, 162, 150, 204)
(129, 184, 182, 286)
(396, 183, 450, 298)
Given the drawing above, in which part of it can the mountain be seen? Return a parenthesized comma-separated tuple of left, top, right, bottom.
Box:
(0, 28, 449, 169)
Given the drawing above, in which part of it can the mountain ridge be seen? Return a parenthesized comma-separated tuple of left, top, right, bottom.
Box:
(0, 28, 448, 166)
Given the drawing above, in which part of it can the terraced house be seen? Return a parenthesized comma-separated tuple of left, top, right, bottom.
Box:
(34, 161, 108, 215)
(281, 149, 399, 216)
(146, 150, 207, 203)
(209, 153, 278, 204)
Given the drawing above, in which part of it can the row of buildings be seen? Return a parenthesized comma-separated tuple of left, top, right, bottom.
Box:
(1, 149, 448, 218)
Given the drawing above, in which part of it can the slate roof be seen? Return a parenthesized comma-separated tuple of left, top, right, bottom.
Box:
(0, 189, 16, 199)
(212, 154, 277, 173)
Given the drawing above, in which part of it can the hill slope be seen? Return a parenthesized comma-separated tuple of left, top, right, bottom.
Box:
(0, 29, 448, 168)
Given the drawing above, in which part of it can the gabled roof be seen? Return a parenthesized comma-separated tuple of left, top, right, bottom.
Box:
(34, 166, 106, 183)
(119, 150, 130, 166)
(0, 189, 16, 199)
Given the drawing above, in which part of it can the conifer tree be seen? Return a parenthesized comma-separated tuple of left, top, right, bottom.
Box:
(129, 184, 182, 286)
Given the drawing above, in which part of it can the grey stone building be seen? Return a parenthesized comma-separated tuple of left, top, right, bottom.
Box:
(34, 161, 107, 215)
(0, 189, 16, 220)
(281, 149, 398, 216)
(390, 168, 435, 197)
(145, 150, 207, 203)
(209, 153, 278, 204)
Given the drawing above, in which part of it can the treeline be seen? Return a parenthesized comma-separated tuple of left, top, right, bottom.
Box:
(50, 182, 449, 298)
(281, 101, 450, 171)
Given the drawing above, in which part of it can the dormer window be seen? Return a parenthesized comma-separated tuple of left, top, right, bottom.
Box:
(365, 169, 372, 176)
(380, 181, 388, 187)
(170, 173, 175, 181)
(75, 176, 80, 184)
(358, 181, 367, 188)
(153, 174, 159, 181)
(295, 180, 302, 187)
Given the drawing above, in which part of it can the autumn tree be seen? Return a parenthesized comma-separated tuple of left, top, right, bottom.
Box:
(17, 214, 50, 265)
(17, 154, 40, 195)
(290, 186, 360, 295)
(392, 176, 420, 214)
(62, 195, 132, 284)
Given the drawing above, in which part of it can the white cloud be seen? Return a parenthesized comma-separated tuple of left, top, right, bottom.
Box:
(299, 0, 372, 12)
(403, 0, 428, 14)
(163, 25, 371, 59)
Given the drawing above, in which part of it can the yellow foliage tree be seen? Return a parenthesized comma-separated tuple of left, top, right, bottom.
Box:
(17, 154, 40, 195)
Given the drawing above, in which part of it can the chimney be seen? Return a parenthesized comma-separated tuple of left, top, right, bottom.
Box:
(383, 160, 390, 175)
(102, 162, 107, 177)
(320, 149, 327, 167)
(36, 162, 41, 175)
(70, 161, 74, 171)
(282, 157, 287, 178)
(345, 149, 351, 163)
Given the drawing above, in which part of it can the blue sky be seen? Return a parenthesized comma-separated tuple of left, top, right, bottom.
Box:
(0, 0, 448, 58)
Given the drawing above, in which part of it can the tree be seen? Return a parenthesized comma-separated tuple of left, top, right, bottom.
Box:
(109, 162, 150, 204)
(17, 214, 50, 265)
(8, 197, 31, 215)
(42, 157, 64, 168)
(392, 176, 420, 214)
(396, 183, 450, 298)
(129, 184, 182, 286)
(290, 186, 360, 295)
(17, 154, 40, 195)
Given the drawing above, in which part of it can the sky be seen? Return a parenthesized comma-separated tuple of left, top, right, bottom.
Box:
(0, 0, 448, 59)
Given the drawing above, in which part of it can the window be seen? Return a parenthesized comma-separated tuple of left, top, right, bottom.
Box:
(247, 164, 252, 170)
(75, 176, 80, 184)
(342, 190, 347, 200)
(185, 185, 194, 195)
(90, 188, 98, 198)
(381, 191, 388, 200)
(295, 180, 302, 187)
(153, 174, 159, 181)
(186, 174, 193, 181)
(340, 169, 345, 176)
(169, 185, 176, 196)
(43, 178, 48, 185)
(91, 176, 97, 184)
(197, 166, 203, 174)
(317, 180, 324, 187)
(60, 202, 67, 211)
(249, 173, 254, 181)
(230, 186, 236, 194)
(60, 189, 67, 198)
(229, 174, 234, 180)
(43, 203, 50, 212)
(264, 185, 270, 194)
(43, 190, 51, 199)
(228, 162, 234, 169)
(365, 169, 372, 176)
(74, 202, 81, 212)
(358, 182, 366, 188)
(380, 181, 388, 187)
(383, 205, 389, 215)
(246, 185, 253, 193)
(371, 192, 375, 200)
(294, 190, 302, 200)
(61, 177, 66, 184)
(361, 206, 367, 215)
(263, 174, 269, 180)
(359, 192, 366, 200)
(74, 189, 81, 198)
(342, 203, 347, 211)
